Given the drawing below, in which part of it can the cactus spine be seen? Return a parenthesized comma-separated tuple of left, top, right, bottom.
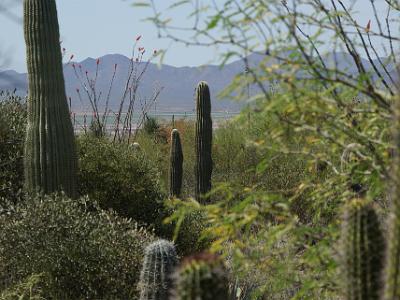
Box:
(341, 199, 385, 300)
(195, 82, 213, 202)
(170, 129, 183, 198)
(172, 253, 229, 300)
(139, 240, 179, 300)
(23, 0, 77, 197)
(383, 90, 400, 300)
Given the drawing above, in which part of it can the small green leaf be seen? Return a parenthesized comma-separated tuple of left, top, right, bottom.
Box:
(132, 2, 150, 7)
(207, 14, 221, 30)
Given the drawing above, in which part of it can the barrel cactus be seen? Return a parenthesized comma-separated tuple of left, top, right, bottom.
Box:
(23, 0, 77, 197)
(138, 240, 179, 300)
(195, 81, 213, 202)
(170, 129, 183, 198)
(341, 199, 385, 300)
(131, 142, 141, 151)
(172, 253, 229, 300)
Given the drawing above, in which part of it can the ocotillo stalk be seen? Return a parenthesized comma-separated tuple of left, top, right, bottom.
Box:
(172, 253, 229, 300)
(341, 199, 385, 300)
(139, 240, 178, 300)
(383, 80, 400, 300)
(170, 129, 183, 198)
(24, 0, 78, 197)
(195, 81, 213, 202)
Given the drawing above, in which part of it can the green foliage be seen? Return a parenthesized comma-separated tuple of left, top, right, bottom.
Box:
(341, 199, 385, 300)
(195, 81, 213, 202)
(0, 93, 26, 205)
(77, 135, 166, 230)
(144, 114, 160, 136)
(0, 193, 154, 299)
(170, 129, 183, 197)
(212, 120, 260, 186)
(139, 240, 179, 300)
(172, 253, 229, 300)
(24, 0, 78, 198)
(0, 274, 46, 300)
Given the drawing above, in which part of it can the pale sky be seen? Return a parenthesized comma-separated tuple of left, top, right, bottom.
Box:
(0, 0, 397, 72)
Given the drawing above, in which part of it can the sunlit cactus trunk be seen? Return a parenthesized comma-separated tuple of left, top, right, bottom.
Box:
(24, 0, 78, 197)
(139, 240, 178, 300)
(195, 81, 213, 202)
(383, 86, 400, 300)
(341, 199, 385, 300)
(170, 129, 183, 198)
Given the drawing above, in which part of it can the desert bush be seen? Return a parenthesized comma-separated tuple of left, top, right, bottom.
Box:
(0, 93, 26, 205)
(135, 119, 196, 198)
(77, 134, 166, 230)
(0, 274, 47, 300)
(213, 120, 260, 186)
(0, 193, 154, 300)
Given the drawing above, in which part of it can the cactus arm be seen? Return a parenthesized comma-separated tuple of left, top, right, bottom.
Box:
(195, 81, 213, 202)
(23, 0, 77, 197)
(170, 129, 183, 198)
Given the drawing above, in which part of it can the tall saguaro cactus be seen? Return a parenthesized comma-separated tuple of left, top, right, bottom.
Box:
(172, 253, 229, 300)
(170, 129, 183, 198)
(384, 88, 400, 300)
(341, 199, 385, 300)
(24, 0, 77, 197)
(195, 81, 213, 202)
(139, 240, 179, 300)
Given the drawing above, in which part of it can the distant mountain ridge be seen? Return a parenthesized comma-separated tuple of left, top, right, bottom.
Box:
(0, 52, 397, 112)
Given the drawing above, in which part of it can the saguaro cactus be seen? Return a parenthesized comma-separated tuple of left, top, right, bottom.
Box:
(384, 88, 400, 300)
(138, 240, 179, 300)
(172, 253, 229, 300)
(195, 81, 213, 202)
(341, 199, 385, 300)
(170, 129, 183, 198)
(23, 0, 77, 197)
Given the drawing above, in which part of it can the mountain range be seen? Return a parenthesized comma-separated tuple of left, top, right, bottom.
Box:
(0, 52, 397, 112)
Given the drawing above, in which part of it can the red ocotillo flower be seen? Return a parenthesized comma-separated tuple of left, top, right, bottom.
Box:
(70, 54, 74, 60)
(72, 63, 76, 69)
(136, 35, 142, 41)
(96, 58, 100, 65)
(366, 20, 371, 33)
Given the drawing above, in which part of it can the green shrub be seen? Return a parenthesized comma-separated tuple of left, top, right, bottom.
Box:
(0, 274, 47, 300)
(0, 193, 154, 299)
(144, 115, 160, 136)
(0, 93, 26, 205)
(77, 135, 166, 230)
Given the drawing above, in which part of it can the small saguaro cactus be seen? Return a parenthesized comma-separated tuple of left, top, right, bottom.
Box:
(341, 199, 385, 300)
(139, 240, 179, 300)
(170, 129, 183, 198)
(172, 253, 229, 300)
(23, 0, 78, 197)
(383, 89, 400, 300)
(195, 81, 213, 202)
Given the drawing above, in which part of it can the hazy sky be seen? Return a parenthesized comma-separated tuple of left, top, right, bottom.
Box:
(0, 0, 396, 72)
